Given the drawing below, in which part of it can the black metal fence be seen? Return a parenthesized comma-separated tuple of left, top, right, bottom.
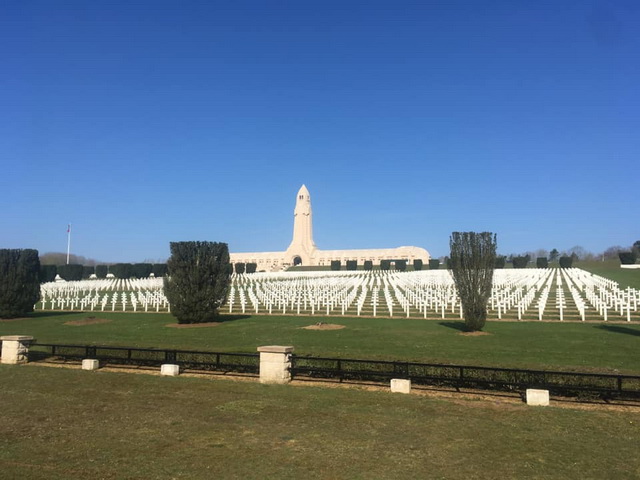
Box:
(290, 355, 640, 401)
(24, 342, 640, 401)
(28, 343, 259, 375)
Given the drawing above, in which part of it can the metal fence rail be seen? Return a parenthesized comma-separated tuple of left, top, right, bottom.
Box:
(290, 355, 640, 400)
(28, 343, 259, 374)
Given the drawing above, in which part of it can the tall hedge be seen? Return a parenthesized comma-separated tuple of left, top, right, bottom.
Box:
(330, 260, 341, 271)
(0, 249, 41, 318)
(346, 260, 357, 271)
(82, 265, 95, 279)
(536, 257, 549, 268)
(559, 256, 573, 268)
(57, 264, 83, 281)
(395, 259, 407, 271)
(110, 263, 133, 279)
(449, 232, 497, 332)
(619, 252, 637, 265)
(363, 260, 373, 271)
(429, 259, 440, 270)
(39, 264, 57, 283)
(152, 264, 168, 277)
(380, 260, 391, 271)
(512, 256, 530, 269)
(235, 262, 246, 274)
(132, 263, 153, 278)
(246, 262, 257, 274)
(413, 259, 423, 271)
(494, 256, 506, 269)
(164, 241, 231, 324)
(95, 265, 108, 278)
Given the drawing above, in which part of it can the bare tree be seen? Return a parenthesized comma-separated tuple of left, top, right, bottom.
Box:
(449, 232, 497, 331)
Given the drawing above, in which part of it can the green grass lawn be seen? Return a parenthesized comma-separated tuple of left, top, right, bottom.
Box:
(575, 259, 640, 289)
(1, 365, 639, 480)
(3, 311, 640, 373)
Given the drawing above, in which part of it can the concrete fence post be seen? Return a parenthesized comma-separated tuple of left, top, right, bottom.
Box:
(257, 345, 294, 384)
(0, 336, 34, 365)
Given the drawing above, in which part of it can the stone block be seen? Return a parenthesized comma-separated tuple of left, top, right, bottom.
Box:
(391, 378, 411, 394)
(0, 335, 34, 365)
(526, 388, 550, 406)
(258, 345, 294, 384)
(82, 359, 100, 371)
(161, 364, 180, 376)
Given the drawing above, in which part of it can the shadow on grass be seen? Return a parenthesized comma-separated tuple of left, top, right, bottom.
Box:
(438, 321, 469, 332)
(215, 314, 252, 322)
(0, 312, 76, 321)
(595, 325, 640, 337)
(169, 315, 252, 326)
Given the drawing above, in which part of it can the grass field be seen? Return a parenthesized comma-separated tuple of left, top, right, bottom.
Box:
(576, 259, 640, 289)
(2, 311, 640, 373)
(1, 365, 639, 480)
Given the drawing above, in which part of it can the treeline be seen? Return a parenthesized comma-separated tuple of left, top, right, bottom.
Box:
(39, 263, 168, 282)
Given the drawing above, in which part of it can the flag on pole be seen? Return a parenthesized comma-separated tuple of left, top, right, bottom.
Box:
(67, 224, 71, 233)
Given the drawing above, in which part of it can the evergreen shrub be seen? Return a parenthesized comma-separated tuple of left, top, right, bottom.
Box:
(164, 241, 231, 324)
(413, 259, 423, 271)
(512, 256, 530, 269)
(330, 260, 341, 271)
(429, 259, 440, 270)
(0, 249, 41, 318)
(536, 257, 549, 268)
(618, 252, 637, 265)
(363, 260, 373, 271)
(57, 264, 83, 281)
(246, 263, 257, 274)
(152, 264, 168, 277)
(82, 265, 95, 279)
(559, 256, 573, 268)
(132, 263, 153, 278)
(346, 260, 357, 271)
(95, 265, 108, 279)
(110, 263, 133, 279)
(39, 264, 57, 283)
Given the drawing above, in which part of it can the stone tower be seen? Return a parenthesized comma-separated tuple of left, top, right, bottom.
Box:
(285, 184, 317, 265)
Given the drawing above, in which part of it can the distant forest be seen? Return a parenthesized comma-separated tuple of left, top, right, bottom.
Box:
(39, 252, 101, 266)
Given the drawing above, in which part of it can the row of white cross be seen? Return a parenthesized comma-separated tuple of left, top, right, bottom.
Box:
(38, 278, 169, 312)
(228, 268, 639, 322)
(36, 269, 639, 322)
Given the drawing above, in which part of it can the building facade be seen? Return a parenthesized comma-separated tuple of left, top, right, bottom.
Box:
(230, 185, 430, 271)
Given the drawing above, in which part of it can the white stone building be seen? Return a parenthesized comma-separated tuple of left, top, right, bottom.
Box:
(230, 185, 430, 271)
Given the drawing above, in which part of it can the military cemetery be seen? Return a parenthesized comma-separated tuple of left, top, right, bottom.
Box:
(2, 183, 640, 479)
(3, 2, 640, 478)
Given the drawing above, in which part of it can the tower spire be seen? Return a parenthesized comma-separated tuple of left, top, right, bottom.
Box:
(285, 184, 316, 263)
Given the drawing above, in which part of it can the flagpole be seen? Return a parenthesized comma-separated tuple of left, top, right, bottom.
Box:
(66, 224, 71, 265)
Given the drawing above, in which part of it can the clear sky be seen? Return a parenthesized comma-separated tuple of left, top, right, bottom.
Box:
(2, 1, 638, 262)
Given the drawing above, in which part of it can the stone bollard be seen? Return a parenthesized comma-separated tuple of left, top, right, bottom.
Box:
(161, 364, 180, 376)
(82, 359, 100, 371)
(0, 336, 34, 365)
(526, 388, 550, 406)
(390, 378, 411, 394)
(257, 345, 294, 384)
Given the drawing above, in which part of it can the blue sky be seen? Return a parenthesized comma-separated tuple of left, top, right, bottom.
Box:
(1, 1, 638, 262)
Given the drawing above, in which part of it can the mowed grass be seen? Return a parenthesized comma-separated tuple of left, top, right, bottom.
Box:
(2, 311, 640, 373)
(576, 259, 640, 289)
(1, 365, 639, 480)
